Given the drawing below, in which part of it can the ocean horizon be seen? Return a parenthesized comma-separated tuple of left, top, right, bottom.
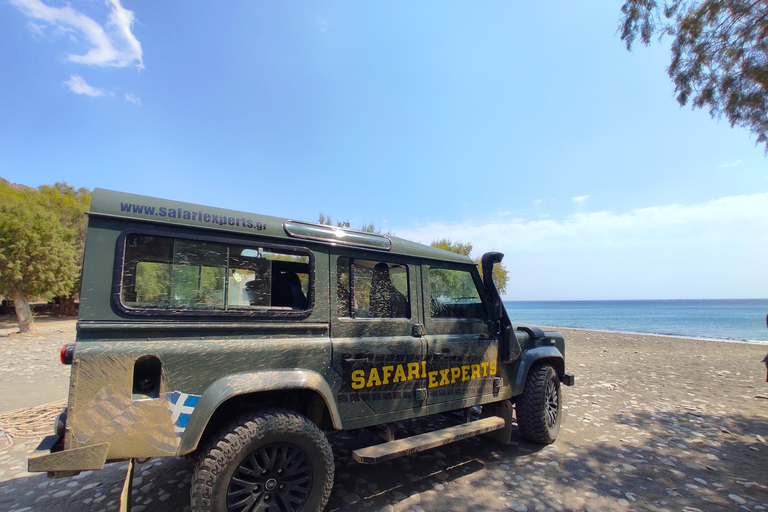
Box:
(505, 298, 768, 345)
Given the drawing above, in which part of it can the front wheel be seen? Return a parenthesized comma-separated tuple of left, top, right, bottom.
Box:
(191, 408, 334, 512)
(516, 364, 562, 444)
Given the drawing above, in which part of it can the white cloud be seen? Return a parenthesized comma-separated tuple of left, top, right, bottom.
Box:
(572, 195, 589, 203)
(64, 74, 104, 96)
(10, 0, 143, 68)
(718, 159, 741, 168)
(395, 193, 768, 300)
(124, 93, 141, 106)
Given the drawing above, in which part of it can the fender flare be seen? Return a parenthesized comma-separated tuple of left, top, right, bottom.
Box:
(513, 346, 565, 391)
(178, 370, 341, 454)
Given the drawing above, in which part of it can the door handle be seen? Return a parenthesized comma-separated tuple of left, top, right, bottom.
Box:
(343, 357, 369, 363)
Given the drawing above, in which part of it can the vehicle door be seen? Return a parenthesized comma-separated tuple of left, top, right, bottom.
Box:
(422, 263, 499, 407)
(330, 252, 426, 415)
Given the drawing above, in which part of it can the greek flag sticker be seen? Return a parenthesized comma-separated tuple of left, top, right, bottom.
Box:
(167, 391, 201, 438)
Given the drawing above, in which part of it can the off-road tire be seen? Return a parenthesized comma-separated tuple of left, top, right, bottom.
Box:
(516, 364, 562, 444)
(190, 408, 334, 512)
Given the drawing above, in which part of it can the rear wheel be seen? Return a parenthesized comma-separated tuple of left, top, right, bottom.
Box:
(516, 364, 562, 444)
(191, 408, 334, 512)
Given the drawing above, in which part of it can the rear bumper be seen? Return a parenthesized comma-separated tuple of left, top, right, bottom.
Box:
(562, 372, 575, 386)
(28, 435, 110, 477)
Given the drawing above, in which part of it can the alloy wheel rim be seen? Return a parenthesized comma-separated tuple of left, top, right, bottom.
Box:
(226, 442, 313, 512)
(545, 379, 559, 428)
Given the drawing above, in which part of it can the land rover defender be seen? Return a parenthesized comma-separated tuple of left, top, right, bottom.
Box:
(28, 189, 574, 512)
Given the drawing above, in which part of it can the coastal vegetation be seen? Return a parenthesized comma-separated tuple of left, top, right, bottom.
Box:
(0, 180, 90, 334)
(620, 0, 768, 150)
(430, 237, 509, 295)
(0, 183, 507, 334)
(318, 215, 510, 293)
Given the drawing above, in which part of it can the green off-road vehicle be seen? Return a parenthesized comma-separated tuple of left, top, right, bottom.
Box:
(29, 189, 574, 512)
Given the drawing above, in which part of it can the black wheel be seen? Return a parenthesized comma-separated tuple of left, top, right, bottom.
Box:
(191, 409, 334, 512)
(516, 364, 562, 444)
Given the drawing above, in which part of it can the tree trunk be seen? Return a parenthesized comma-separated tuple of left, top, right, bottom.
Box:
(59, 295, 78, 317)
(13, 288, 36, 334)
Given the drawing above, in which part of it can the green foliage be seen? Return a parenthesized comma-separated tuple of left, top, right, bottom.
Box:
(37, 183, 91, 257)
(429, 238, 509, 295)
(0, 180, 89, 330)
(317, 214, 389, 235)
(317, 213, 350, 229)
(37, 183, 91, 302)
(478, 256, 509, 296)
(173, 265, 226, 309)
(359, 222, 376, 233)
(135, 262, 171, 303)
(0, 182, 79, 302)
(430, 238, 473, 257)
(428, 267, 480, 301)
(317, 216, 510, 295)
(620, 0, 768, 150)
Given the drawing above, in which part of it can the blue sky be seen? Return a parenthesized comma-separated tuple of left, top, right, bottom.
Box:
(2, 1, 766, 300)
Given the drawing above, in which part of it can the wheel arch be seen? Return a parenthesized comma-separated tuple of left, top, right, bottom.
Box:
(513, 347, 565, 393)
(178, 370, 341, 455)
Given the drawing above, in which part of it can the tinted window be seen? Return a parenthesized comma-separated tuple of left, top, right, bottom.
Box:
(337, 258, 409, 319)
(121, 234, 311, 313)
(428, 267, 486, 319)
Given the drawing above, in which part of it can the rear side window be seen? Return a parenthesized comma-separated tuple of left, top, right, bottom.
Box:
(120, 233, 311, 315)
(428, 267, 486, 320)
(337, 258, 409, 319)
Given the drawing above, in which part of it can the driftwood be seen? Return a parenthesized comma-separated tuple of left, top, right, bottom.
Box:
(0, 399, 67, 452)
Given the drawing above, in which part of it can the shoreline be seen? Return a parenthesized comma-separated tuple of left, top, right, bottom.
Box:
(2, 314, 767, 345)
(507, 297, 768, 346)
(534, 324, 768, 346)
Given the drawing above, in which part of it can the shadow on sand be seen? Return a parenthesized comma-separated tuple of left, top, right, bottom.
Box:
(1, 403, 766, 512)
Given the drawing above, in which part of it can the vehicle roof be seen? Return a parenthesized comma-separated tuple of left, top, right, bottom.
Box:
(89, 188, 473, 264)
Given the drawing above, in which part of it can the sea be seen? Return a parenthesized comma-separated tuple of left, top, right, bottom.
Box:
(505, 299, 768, 345)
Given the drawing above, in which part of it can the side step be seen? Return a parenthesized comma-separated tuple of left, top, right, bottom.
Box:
(353, 416, 505, 464)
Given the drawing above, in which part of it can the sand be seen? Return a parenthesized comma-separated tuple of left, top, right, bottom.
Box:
(0, 319, 766, 511)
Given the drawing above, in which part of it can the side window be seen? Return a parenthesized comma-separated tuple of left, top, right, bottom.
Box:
(428, 267, 487, 320)
(337, 258, 351, 317)
(121, 234, 311, 313)
(337, 258, 409, 319)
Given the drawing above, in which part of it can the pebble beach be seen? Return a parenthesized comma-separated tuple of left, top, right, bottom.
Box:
(1, 318, 767, 512)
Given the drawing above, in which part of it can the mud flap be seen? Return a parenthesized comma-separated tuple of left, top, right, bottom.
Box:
(119, 458, 135, 512)
(27, 437, 109, 475)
